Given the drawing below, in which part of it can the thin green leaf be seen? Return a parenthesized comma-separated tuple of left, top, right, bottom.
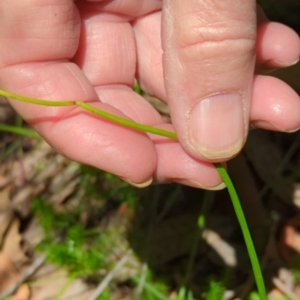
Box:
(0, 89, 74, 106)
(133, 277, 170, 300)
(0, 123, 41, 138)
(76, 101, 177, 140)
(3, 88, 267, 300)
(215, 163, 267, 300)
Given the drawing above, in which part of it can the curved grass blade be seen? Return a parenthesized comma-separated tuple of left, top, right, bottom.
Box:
(1, 89, 267, 300)
(215, 163, 267, 300)
(0, 123, 41, 138)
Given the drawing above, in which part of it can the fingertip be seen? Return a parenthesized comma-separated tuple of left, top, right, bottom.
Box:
(251, 75, 300, 132)
(256, 22, 300, 68)
(151, 124, 224, 188)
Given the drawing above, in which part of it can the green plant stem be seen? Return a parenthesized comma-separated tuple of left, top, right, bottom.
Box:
(215, 163, 267, 300)
(132, 277, 169, 300)
(0, 89, 177, 139)
(0, 123, 41, 138)
(0, 89, 74, 106)
(183, 191, 214, 289)
(1, 88, 267, 300)
(76, 102, 177, 140)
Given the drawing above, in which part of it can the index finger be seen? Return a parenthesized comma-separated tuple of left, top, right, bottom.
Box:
(0, 0, 158, 184)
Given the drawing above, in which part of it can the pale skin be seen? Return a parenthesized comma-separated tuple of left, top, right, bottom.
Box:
(0, 0, 299, 189)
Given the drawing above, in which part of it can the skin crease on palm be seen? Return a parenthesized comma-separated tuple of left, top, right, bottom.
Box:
(0, 0, 299, 189)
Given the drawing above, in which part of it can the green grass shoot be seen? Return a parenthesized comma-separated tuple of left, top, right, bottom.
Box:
(0, 123, 41, 138)
(0, 88, 267, 300)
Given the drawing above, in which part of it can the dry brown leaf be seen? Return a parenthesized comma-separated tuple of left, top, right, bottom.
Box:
(22, 218, 44, 250)
(11, 284, 30, 300)
(0, 96, 15, 123)
(2, 218, 28, 266)
(278, 268, 295, 292)
(0, 186, 11, 210)
(0, 141, 53, 189)
(30, 269, 91, 300)
(0, 252, 19, 292)
(51, 177, 80, 207)
(292, 183, 300, 208)
(0, 253, 30, 300)
(12, 183, 45, 206)
(0, 211, 13, 245)
(28, 263, 57, 284)
(272, 277, 299, 300)
(285, 226, 300, 253)
(279, 214, 300, 263)
(268, 288, 288, 300)
(293, 283, 300, 298)
(0, 187, 14, 246)
(202, 228, 237, 267)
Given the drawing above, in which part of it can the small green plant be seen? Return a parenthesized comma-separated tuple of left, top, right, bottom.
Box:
(292, 269, 300, 282)
(97, 289, 111, 300)
(31, 198, 109, 279)
(202, 280, 225, 300)
(0, 88, 267, 299)
(249, 291, 261, 300)
(177, 287, 194, 300)
(133, 273, 170, 300)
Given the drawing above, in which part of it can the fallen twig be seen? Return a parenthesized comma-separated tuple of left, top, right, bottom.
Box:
(87, 249, 133, 300)
(0, 254, 47, 300)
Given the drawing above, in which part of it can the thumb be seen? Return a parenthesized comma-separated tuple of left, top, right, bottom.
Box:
(162, 0, 256, 161)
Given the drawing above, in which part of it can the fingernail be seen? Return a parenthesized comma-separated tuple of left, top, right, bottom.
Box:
(173, 179, 226, 190)
(189, 93, 245, 160)
(269, 122, 300, 133)
(252, 120, 300, 133)
(286, 127, 300, 133)
(122, 177, 153, 188)
(273, 58, 299, 68)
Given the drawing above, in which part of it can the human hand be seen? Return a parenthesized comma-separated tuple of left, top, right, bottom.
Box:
(0, 0, 299, 189)
(161, 0, 300, 161)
